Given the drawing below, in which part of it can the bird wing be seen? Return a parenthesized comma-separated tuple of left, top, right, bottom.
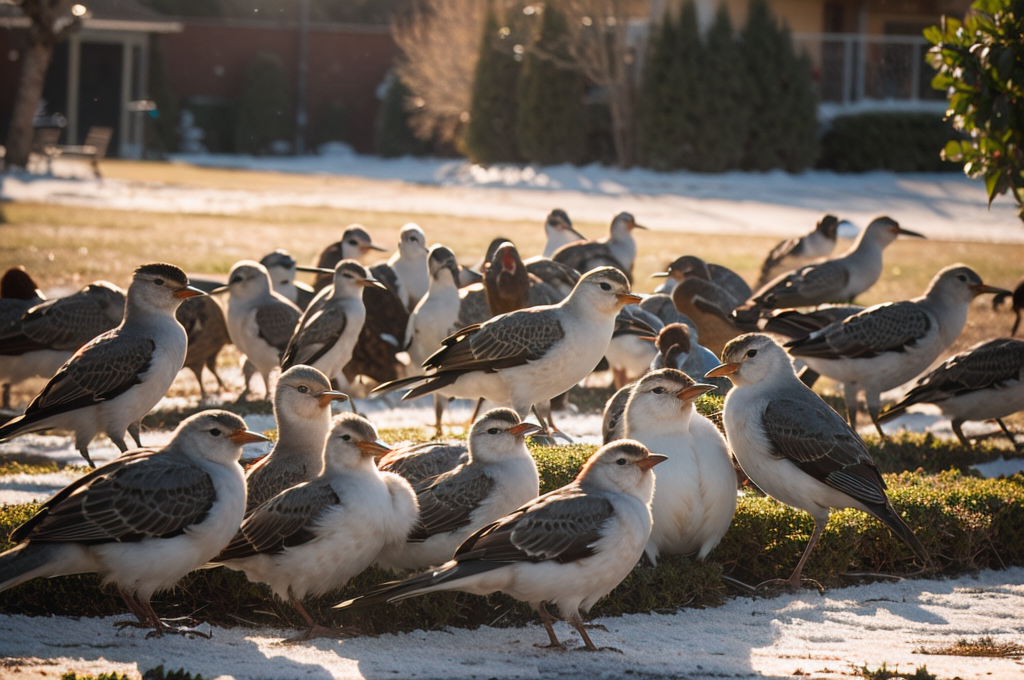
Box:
(552, 242, 628, 278)
(454, 486, 616, 564)
(601, 386, 630, 444)
(423, 307, 565, 374)
(244, 456, 313, 513)
(13, 450, 216, 544)
(709, 264, 752, 301)
(15, 331, 155, 425)
(216, 481, 341, 560)
(379, 443, 468, 487)
(342, 284, 409, 383)
(757, 260, 850, 308)
(760, 236, 802, 280)
(255, 300, 300, 355)
(456, 288, 490, 328)
(282, 300, 346, 368)
(787, 302, 932, 360)
(891, 338, 1024, 409)
(0, 294, 121, 355)
(408, 464, 496, 540)
(762, 397, 888, 507)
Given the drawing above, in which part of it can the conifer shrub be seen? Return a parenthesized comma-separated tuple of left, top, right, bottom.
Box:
(374, 74, 432, 158)
(464, 8, 522, 165)
(817, 112, 964, 172)
(233, 51, 293, 155)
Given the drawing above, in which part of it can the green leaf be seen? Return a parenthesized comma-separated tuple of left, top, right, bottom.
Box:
(943, 140, 965, 160)
(985, 168, 1005, 203)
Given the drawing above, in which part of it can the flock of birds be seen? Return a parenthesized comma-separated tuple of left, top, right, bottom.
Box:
(0, 208, 1023, 650)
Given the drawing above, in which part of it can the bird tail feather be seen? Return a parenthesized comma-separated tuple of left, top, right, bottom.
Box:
(0, 543, 63, 592)
(334, 559, 502, 611)
(371, 374, 432, 396)
(0, 414, 29, 443)
(873, 503, 929, 564)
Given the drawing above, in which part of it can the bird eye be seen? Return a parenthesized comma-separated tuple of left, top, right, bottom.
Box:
(487, 427, 500, 435)
(347, 240, 358, 246)
(154, 278, 164, 286)
(343, 274, 353, 279)
(297, 385, 309, 394)
(599, 282, 611, 291)
(341, 434, 351, 441)
(616, 458, 627, 466)
(956, 274, 967, 282)
(210, 428, 221, 437)
(746, 349, 758, 358)
(230, 276, 242, 284)
(652, 386, 666, 394)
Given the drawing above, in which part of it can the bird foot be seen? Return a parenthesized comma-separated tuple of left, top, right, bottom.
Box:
(533, 641, 567, 651)
(572, 645, 623, 654)
(755, 578, 824, 595)
(114, 619, 211, 639)
(281, 625, 360, 644)
(583, 623, 609, 632)
(528, 433, 558, 446)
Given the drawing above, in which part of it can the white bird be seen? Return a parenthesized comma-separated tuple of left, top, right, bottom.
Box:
(0, 410, 267, 634)
(375, 267, 642, 423)
(734, 216, 924, 324)
(0, 264, 204, 467)
(311, 225, 387, 290)
(542, 209, 586, 259)
(243, 365, 348, 514)
(604, 304, 662, 388)
(786, 265, 1009, 436)
(213, 412, 417, 642)
(879, 337, 1024, 450)
(404, 245, 464, 437)
(0, 280, 125, 408)
(260, 249, 315, 310)
(553, 212, 646, 279)
(388, 223, 430, 310)
(618, 369, 734, 564)
(757, 214, 841, 287)
(375, 408, 542, 572)
(281, 260, 383, 390)
(336, 440, 666, 651)
(218, 260, 301, 399)
(707, 333, 928, 588)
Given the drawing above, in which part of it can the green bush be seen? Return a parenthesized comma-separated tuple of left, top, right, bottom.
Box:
(314, 98, 349, 147)
(464, 8, 522, 165)
(374, 73, 432, 158)
(233, 51, 294, 155)
(695, 6, 751, 172)
(180, 97, 234, 154)
(818, 112, 965, 172)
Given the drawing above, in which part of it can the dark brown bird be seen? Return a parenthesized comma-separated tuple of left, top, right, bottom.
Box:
(342, 262, 410, 386)
(484, 242, 531, 316)
(312, 226, 387, 291)
(993, 276, 1024, 336)
(175, 295, 230, 400)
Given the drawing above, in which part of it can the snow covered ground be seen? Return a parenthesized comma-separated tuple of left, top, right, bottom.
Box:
(2, 568, 1023, 679)
(1, 152, 1020, 242)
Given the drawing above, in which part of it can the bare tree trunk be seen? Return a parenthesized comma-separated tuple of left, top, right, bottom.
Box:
(5, 39, 54, 169)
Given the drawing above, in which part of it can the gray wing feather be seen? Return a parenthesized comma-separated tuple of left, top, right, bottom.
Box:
(245, 456, 315, 514)
(759, 260, 850, 307)
(256, 301, 300, 352)
(284, 301, 347, 365)
(409, 465, 495, 539)
(379, 443, 468, 487)
(221, 481, 341, 558)
(790, 302, 932, 360)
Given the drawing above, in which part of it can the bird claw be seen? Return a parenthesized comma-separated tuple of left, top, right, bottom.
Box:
(583, 623, 609, 632)
(144, 624, 212, 640)
(281, 625, 360, 644)
(755, 578, 824, 595)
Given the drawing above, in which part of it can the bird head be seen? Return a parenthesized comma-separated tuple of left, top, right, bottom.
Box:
(427, 245, 460, 285)
(173, 410, 269, 465)
(577, 439, 665, 503)
(925, 264, 1009, 305)
(1, 266, 44, 300)
(545, 209, 585, 241)
(817, 214, 840, 240)
(333, 260, 385, 297)
(652, 255, 708, 282)
(218, 261, 272, 300)
(861, 216, 924, 248)
(260, 249, 298, 289)
(575, 267, 640, 315)
(707, 333, 791, 388)
(275, 365, 348, 424)
(624, 369, 714, 436)
(81, 281, 127, 323)
(467, 408, 542, 463)
(129, 262, 205, 313)
(611, 211, 646, 236)
(655, 323, 692, 369)
(325, 412, 391, 472)
(340, 226, 387, 261)
(398, 223, 428, 259)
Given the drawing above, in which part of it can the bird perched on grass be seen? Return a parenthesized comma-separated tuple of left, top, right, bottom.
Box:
(243, 365, 348, 514)
(388, 223, 430, 310)
(618, 369, 733, 564)
(880, 337, 1024, 450)
(0, 281, 125, 411)
(175, 294, 230, 400)
(734, 216, 924, 326)
(218, 260, 301, 399)
(0, 264, 203, 467)
(282, 260, 383, 390)
(213, 413, 417, 642)
(553, 212, 646, 280)
(0, 410, 267, 635)
(708, 334, 928, 589)
(337, 440, 666, 651)
(757, 214, 841, 287)
(312, 225, 387, 290)
(785, 265, 1008, 436)
(261, 249, 315, 310)
(542, 209, 586, 258)
(375, 408, 542, 572)
(374, 267, 641, 423)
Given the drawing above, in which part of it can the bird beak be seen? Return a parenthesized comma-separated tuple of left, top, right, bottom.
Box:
(566, 225, 587, 240)
(639, 335, 657, 343)
(627, 219, 647, 231)
(650, 271, 670, 278)
(208, 285, 230, 295)
(616, 292, 643, 306)
(636, 453, 668, 470)
(362, 276, 388, 289)
(364, 243, 388, 253)
(896, 227, 926, 238)
(230, 428, 271, 444)
(509, 422, 544, 437)
(318, 390, 349, 407)
(357, 439, 392, 457)
(705, 363, 739, 378)
(296, 265, 335, 274)
(970, 283, 1012, 297)
(173, 285, 207, 299)
(677, 383, 716, 403)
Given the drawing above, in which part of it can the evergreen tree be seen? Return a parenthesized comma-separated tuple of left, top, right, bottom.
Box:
(233, 51, 293, 155)
(516, 5, 587, 166)
(374, 73, 432, 157)
(739, 0, 818, 171)
(464, 7, 522, 165)
(635, 11, 678, 169)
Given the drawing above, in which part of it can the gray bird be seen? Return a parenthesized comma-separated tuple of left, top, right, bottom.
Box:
(312, 225, 387, 291)
(0, 267, 47, 408)
(553, 212, 646, 280)
(175, 294, 231, 400)
(0, 264, 204, 467)
(242, 365, 348, 515)
(757, 215, 841, 287)
(336, 440, 666, 651)
(542, 208, 586, 258)
(261, 249, 315, 310)
(652, 255, 752, 301)
(880, 337, 1024, 450)
(708, 333, 928, 589)
(0, 410, 267, 634)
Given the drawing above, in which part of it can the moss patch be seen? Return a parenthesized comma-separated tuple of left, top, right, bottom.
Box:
(918, 636, 1024, 658)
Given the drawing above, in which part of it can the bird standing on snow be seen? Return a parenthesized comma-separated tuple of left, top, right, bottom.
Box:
(243, 365, 348, 514)
(553, 212, 646, 279)
(618, 370, 734, 564)
(388, 223, 430, 310)
(880, 337, 1024, 450)
(218, 261, 301, 400)
(786, 265, 1008, 436)
(337, 440, 666, 651)
(213, 413, 417, 642)
(0, 411, 267, 634)
(0, 264, 204, 467)
(542, 209, 586, 258)
(708, 334, 928, 588)
(282, 260, 383, 390)
(757, 214, 841, 287)
(375, 408, 542, 572)
(375, 267, 641, 424)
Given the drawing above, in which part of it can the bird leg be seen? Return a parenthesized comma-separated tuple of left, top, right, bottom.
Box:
(282, 597, 358, 644)
(109, 434, 129, 454)
(996, 418, 1020, 451)
(127, 422, 143, 449)
(951, 419, 971, 448)
(567, 612, 601, 652)
(531, 402, 572, 443)
(77, 444, 96, 469)
(1, 383, 9, 410)
(533, 602, 565, 650)
(843, 383, 860, 429)
(469, 397, 486, 425)
(757, 520, 826, 593)
(433, 394, 446, 440)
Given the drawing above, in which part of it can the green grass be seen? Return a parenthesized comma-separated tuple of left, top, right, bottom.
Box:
(857, 663, 946, 680)
(918, 636, 1024, 658)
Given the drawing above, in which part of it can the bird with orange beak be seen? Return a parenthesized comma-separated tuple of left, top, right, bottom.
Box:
(553, 211, 647, 280)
